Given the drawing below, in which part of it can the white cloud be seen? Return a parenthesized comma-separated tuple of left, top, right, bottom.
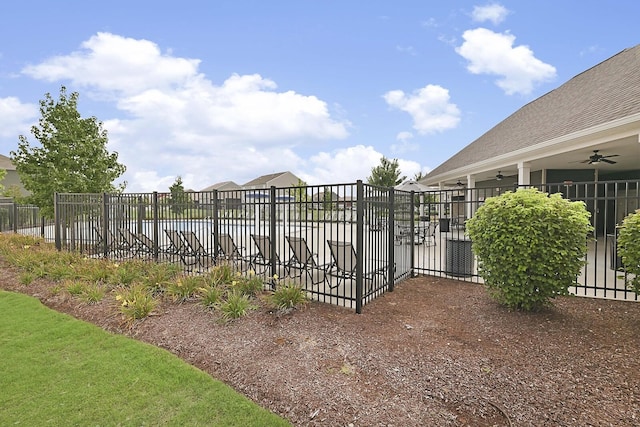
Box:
(471, 3, 509, 25)
(0, 97, 38, 139)
(20, 32, 351, 191)
(390, 132, 418, 155)
(383, 85, 461, 134)
(295, 145, 423, 187)
(22, 33, 200, 96)
(297, 145, 383, 185)
(455, 28, 556, 95)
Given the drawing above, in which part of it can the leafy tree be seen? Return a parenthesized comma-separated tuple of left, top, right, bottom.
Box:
(617, 209, 640, 293)
(289, 179, 309, 220)
(367, 156, 406, 187)
(466, 188, 593, 311)
(0, 169, 6, 195)
(413, 171, 425, 182)
(11, 86, 126, 218)
(169, 176, 190, 214)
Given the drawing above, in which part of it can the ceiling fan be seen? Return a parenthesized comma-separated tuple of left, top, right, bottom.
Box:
(582, 150, 619, 165)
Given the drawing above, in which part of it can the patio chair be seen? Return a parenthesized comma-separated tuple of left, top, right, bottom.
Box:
(417, 222, 438, 246)
(180, 230, 216, 270)
(119, 228, 155, 257)
(216, 233, 250, 272)
(250, 234, 280, 276)
(164, 229, 198, 268)
(285, 235, 329, 287)
(94, 226, 126, 256)
(326, 240, 387, 291)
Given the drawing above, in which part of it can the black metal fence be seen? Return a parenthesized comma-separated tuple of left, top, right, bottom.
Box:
(53, 181, 399, 313)
(0, 201, 54, 239)
(5, 179, 639, 311)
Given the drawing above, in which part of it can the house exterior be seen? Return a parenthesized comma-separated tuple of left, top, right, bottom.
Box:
(0, 154, 28, 196)
(422, 45, 640, 190)
(242, 171, 302, 190)
(197, 181, 242, 207)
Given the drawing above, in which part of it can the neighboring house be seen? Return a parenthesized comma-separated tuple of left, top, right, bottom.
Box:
(198, 181, 242, 207)
(423, 44, 640, 189)
(242, 171, 302, 191)
(0, 154, 28, 197)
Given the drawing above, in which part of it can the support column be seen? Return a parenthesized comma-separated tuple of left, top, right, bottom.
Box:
(518, 162, 531, 187)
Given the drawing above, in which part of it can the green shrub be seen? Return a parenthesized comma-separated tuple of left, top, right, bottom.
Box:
(65, 280, 86, 296)
(269, 282, 307, 311)
(115, 283, 158, 323)
(166, 275, 205, 302)
(108, 260, 146, 286)
(205, 264, 236, 286)
(219, 290, 255, 321)
(80, 282, 106, 304)
(233, 272, 265, 297)
(198, 283, 223, 309)
(466, 188, 592, 311)
(617, 209, 640, 293)
(141, 262, 181, 295)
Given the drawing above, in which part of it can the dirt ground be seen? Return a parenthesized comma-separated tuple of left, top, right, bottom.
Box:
(2, 261, 640, 427)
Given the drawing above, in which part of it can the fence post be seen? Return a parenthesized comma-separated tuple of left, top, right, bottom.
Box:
(269, 186, 277, 289)
(212, 190, 219, 262)
(12, 202, 17, 234)
(388, 188, 395, 292)
(410, 190, 416, 277)
(54, 193, 61, 250)
(355, 180, 364, 314)
(152, 192, 159, 262)
(102, 193, 109, 258)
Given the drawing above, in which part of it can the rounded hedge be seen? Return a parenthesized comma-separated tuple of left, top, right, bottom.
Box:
(617, 209, 640, 293)
(466, 188, 593, 311)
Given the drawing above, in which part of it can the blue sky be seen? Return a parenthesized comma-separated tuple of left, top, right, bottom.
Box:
(1, 1, 638, 192)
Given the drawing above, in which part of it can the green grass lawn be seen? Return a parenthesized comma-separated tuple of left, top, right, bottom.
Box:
(0, 290, 290, 426)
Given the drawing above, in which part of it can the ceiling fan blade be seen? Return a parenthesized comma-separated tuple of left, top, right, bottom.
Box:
(602, 154, 620, 159)
(600, 158, 617, 164)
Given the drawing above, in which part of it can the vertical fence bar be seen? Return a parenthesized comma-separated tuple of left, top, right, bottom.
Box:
(11, 202, 17, 233)
(152, 192, 159, 262)
(269, 186, 277, 289)
(388, 188, 395, 292)
(212, 190, 219, 262)
(54, 193, 61, 250)
(355, 180, 364, 313)
(102, 193, 109, 258)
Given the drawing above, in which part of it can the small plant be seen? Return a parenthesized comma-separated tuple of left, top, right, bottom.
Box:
(108, 261, 146, 287)
(47, 262, 75, 282)
(166, 275, 205, 302)
(233, 271, 265, 297)
(219, 290, 255, 321)
(81, 283, 106, 304)
(142, 262, 181, 296)
(77, 258, 113, 284)
(205, 264, 236, 286)
(65, 280, 87, 296)
(617, 209, 640, 293)
(18, 271, 36, 286)
(198, 283, 223, 309)
(270, 281, 307, 312)
(115, 283, 158, 323)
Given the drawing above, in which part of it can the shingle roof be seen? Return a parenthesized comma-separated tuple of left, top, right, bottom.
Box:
(0, 154, 16, 170)
(200, 181, 240, 191)
(242, 172, 289, 187)
(427, 44, 640, 177)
